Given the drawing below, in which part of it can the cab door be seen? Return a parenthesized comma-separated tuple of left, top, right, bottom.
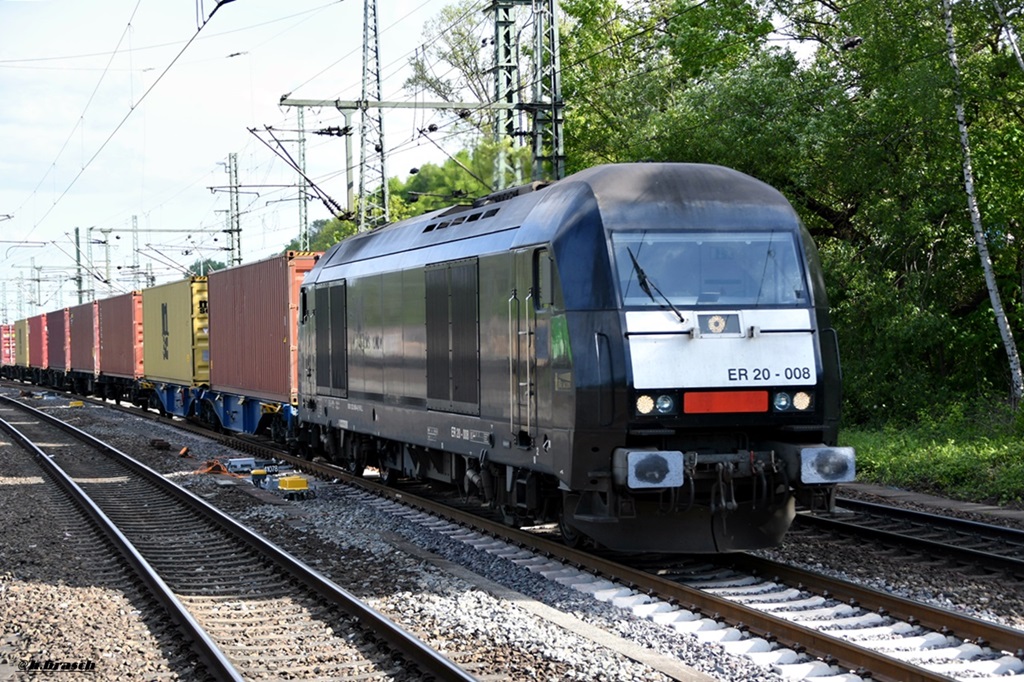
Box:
(509, 246, 553, 448)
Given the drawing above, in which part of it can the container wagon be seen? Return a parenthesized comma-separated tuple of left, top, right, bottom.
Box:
(139, 277, 209, 416)
(199, 251, 320, 439)
(68, 301, 98, 395)
(96, 291, 144, 403)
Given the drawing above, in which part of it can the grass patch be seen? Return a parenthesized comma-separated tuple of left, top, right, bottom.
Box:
(842, 411, 1024, 507)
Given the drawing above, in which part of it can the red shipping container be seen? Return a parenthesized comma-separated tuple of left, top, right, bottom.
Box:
(208, 251, 320, 404)
(98, 292, 144, 379)
(28, 314, 48, 370)
(1, 324, 14, 366)
(69, 301, 98, 375)
(46, 309, 70, 371)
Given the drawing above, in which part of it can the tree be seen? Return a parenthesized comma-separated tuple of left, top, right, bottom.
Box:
(188, 258, 226, 276)
(284, 218, 356, 253)
(943, 0, 1024, 404)
(403, 0, 497, 137)
(555, 0, 1024, 421)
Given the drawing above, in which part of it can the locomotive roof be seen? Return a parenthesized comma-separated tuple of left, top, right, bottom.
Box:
(310, 163, 802, 280)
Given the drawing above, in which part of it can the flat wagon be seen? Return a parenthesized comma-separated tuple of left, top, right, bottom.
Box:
(200, 251, 320, 438)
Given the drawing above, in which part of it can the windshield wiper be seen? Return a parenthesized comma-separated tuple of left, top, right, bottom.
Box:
(626, 247, 685, 324)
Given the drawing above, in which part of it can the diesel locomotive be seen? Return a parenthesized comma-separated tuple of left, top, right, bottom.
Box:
(296, 162, 855, 553)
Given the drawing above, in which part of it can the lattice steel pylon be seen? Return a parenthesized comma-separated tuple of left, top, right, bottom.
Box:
(358, 0, 389, 232)
(492, 0, 529, 190)
(227, 151, 242, 265)
(529, 0, 565, 182)
(297, 107, 309, 250)
(492, 0, 564, 186)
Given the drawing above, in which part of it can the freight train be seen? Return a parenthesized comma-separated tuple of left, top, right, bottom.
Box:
(1, 162, 855, 553)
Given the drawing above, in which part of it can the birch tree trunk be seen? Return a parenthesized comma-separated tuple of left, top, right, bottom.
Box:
(992, 0, 1024, 74)
(942, 0, 1024, 404)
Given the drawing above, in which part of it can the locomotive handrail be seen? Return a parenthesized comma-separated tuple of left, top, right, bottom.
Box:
(508, 289, 519, 435)
(624, 329, 694, 337)
(525, 288, 535, 437)
(623, 328, 813, 337)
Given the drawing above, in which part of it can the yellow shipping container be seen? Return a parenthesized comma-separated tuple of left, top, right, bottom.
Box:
(142, 277, 210, 386)
(14, 319, 29, 368)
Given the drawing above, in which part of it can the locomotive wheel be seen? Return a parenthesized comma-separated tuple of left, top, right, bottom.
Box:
(499, 505, 521, 528)
(377, 465, 398, 486)
(559, 512, 584, 549)
(346, 454, 366, 477)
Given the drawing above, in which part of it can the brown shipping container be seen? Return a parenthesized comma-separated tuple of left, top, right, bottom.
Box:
(46, 309, 70, 371)
(142, 277, 209, 386)
(28, 314, 48, 369)
(14, 319, 29, 367)
(1, 324, 14, 366)
(208, 252, 319, 404)
(98, 292, 144, 379)
(69, 301, 98, 374)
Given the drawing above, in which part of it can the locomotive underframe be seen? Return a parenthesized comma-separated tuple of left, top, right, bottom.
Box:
(297, 390, 837, 552)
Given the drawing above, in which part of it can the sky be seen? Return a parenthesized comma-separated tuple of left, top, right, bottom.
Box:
(0, 0, 482, 321)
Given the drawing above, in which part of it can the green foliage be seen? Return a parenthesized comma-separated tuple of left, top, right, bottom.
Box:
(403, 0, 494, 136)
(277, 0, 1024, 434)
(393, 140, 531, 211)
(187, 258, 226, 275)
(283, 217, 357, 253)
(281, 141, 531, 254)
(557, 0, 1024, 425)
(844, 405, 1024, 505)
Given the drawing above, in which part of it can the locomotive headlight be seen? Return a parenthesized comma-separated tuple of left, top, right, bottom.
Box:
(636, 394, 655, 415)
(793, 391, 812, 411)
(655, 395, 676, 414)
(773, 392, 791, 411)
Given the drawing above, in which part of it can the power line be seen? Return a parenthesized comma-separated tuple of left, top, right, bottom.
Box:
(15, 0, 242, 247)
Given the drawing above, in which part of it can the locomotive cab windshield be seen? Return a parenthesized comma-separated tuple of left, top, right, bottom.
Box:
(613, 230, 809, 308)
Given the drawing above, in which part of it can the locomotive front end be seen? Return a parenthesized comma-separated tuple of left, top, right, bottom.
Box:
(558, 166, 855, 553)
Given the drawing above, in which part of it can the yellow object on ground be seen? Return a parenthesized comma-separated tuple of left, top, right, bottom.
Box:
(278, 475, 314, 500)
(277, 476, 308, 492)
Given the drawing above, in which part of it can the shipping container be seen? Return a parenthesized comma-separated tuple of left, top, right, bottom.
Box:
(14, 319, 29, 367)
(46, 309, 69, 372)
(1, 324, 14, 367)
(208, 252, 320, 403)
(142, 277, 209, 386)
(68, 301, 98, 375)
(27, 314, 47, 370)
(97, 292, 143, 379)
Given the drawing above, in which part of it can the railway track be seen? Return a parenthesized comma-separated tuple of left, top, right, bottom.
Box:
(321, 480, 1024, 682)
(795, 497, 1024, 578)
(17, 389, 1024, 681)
(0, 395, 476, 682)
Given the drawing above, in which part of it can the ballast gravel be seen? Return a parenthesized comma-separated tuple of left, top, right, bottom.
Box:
(3, 393, 1024, 681)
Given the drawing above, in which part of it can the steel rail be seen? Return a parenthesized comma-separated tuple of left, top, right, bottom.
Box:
(0, 411, 245, 682)
(726, 553, 1024, 656)
(797, 499, 1024, 576)
(296, 464, 960, 682)
(1, 396, 478, 682)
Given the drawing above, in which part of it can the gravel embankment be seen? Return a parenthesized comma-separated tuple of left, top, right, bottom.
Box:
(0, 401, 198, 680)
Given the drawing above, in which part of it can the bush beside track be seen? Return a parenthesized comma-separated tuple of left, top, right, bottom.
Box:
(842, 404, 1024, 507)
